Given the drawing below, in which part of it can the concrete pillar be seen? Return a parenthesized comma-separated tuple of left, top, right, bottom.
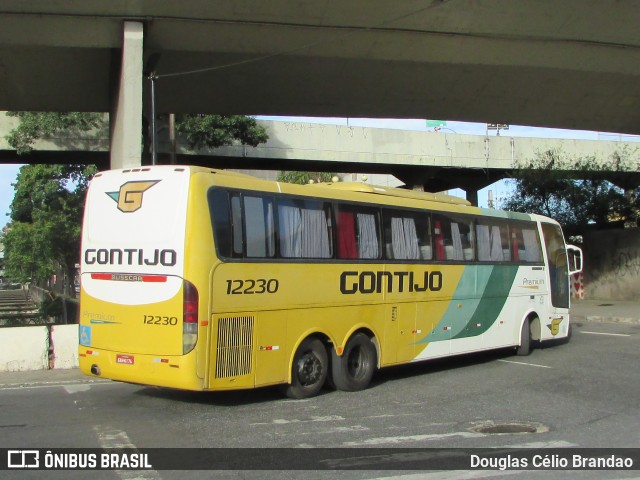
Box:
(109, 21, 144, 169)
(466, 189, 479, 207)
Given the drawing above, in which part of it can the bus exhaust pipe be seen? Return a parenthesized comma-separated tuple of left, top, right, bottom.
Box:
(90, 365, 101, 376)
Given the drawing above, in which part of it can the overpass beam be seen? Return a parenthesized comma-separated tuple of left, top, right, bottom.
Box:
(109, 21, 144, 169)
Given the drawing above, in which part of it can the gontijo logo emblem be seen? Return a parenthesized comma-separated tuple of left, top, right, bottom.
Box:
(106, 180, 160, 213)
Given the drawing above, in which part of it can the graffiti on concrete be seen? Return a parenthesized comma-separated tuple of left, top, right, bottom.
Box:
(610, 250, 640, 277)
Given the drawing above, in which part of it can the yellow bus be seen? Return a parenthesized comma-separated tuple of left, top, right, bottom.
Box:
(79, 166, 582, 398)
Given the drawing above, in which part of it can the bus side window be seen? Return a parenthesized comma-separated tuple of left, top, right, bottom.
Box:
(383, 210, 431, 260)
(433, 214, 474, 261)
(336, 204, 381, 260)
(277, 199, 333, 259)
(476, 220, 509, 262)
(510, 223, 542, 263)
(244, 195, 275, 258)
(209, 189, 237, 259)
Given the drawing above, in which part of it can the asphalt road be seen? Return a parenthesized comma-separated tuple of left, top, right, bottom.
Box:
(1, 320, 638, 480)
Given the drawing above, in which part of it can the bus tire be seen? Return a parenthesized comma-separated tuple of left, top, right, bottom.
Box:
(516, 318, 532, 356)
(283, 337, 328, 399)
(331, 333, 377, 392)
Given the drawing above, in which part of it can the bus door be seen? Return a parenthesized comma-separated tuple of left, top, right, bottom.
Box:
(541, 223, 582, 338)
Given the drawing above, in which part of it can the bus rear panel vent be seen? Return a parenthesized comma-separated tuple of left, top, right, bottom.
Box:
(215, 316, 254, 378)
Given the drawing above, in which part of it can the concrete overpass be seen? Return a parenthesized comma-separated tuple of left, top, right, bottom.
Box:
(1, 1, 640, 171)
(2, 115, 638, 205)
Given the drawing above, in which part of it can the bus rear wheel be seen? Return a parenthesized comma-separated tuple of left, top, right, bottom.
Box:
(331, 333, 377, 392)
(283, 337, 328, 399)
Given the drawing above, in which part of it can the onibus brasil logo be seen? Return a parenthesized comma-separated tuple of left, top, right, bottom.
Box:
(106, 180, 160, 213)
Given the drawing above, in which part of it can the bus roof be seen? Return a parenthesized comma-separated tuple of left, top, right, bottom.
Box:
(307, 182, 471, 206)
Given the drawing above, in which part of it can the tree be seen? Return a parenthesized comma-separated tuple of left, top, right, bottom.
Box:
(3, 164, 97, 295)
(5, 112, 103, 154)
(277, 171, 337, 185)
(175, 114, 268, 150)
(5, 112, 269, 156)
(502, 149, 639, 234)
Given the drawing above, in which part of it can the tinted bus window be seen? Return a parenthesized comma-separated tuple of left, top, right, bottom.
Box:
(433, 214, 474, 261)
(510, 223, 543, 263)
(383, 209, 432, 260)
(244, 195, 276, 258)
(476, 219, 510, 262)
(277, 198, 333, 258)
(335, 204, 381, 260)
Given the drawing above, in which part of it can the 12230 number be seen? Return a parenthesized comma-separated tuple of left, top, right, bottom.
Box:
(226, 279, 279, 295)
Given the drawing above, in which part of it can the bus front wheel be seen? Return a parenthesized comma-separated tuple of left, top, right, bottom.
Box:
(516, 318, 532, 356)
(331, 333, 377, 392)
(283, 337, 328, 399)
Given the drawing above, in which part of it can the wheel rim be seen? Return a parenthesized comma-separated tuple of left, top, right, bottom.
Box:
(296, 351, 322, 386)
(347, 346, 369, 380)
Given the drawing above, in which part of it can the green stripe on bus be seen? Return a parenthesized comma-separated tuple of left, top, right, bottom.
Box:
(417, 265, 519, 344)
(452, 265, 519, 339)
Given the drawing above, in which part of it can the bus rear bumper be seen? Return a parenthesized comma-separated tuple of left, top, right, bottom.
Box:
(78, 347, 203, 391)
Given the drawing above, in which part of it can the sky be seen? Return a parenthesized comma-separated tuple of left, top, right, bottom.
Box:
(1, 118, 637, 229)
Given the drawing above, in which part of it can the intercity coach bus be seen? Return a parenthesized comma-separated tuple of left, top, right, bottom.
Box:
(79, 166, 582, 399)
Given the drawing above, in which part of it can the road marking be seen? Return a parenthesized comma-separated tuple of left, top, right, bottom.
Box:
(94, 426, 161, 480)
(367, 471, 527, 480)
(0, 379, 112, 391)
(580, 331, 631, 337)
(497, 360, 552, 369)
(343, 431, 485, 446)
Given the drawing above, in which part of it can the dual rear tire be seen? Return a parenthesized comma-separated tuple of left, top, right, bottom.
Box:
(284, 333, 377, 399)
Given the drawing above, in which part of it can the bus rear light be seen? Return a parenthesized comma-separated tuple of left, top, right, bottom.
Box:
(183, 280, 199, 354)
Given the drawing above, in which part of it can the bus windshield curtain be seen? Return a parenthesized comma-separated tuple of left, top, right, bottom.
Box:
(337, 210, 357, 258)
(357, 213, 379, 259)
(278, 204, 331, 258)
(391, 217, 420, 259)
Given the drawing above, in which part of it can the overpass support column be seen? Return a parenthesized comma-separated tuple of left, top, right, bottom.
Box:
(109, 21, 144, 169)
(466, 189, 479, 207)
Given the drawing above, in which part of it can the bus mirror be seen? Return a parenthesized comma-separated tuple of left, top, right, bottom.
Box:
(567, 245, 583, 275)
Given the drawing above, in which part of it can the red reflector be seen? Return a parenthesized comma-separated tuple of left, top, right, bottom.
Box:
(91, 273, 112, 280)
(142, 275, 167, 283)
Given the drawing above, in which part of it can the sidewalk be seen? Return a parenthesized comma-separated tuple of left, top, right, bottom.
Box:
(570, 299, 640, 324)
(0, 367, 90, 387)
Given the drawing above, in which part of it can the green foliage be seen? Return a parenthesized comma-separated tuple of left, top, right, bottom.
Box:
(503, 149, 639, 233)
(39, 294, 65, 318)
(175, 114, 269, 150)
(5, 112, 103, 154)
(6, 111, 268, 156)
(3, 164, 97, 288)
(277, 171, 337, 185)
